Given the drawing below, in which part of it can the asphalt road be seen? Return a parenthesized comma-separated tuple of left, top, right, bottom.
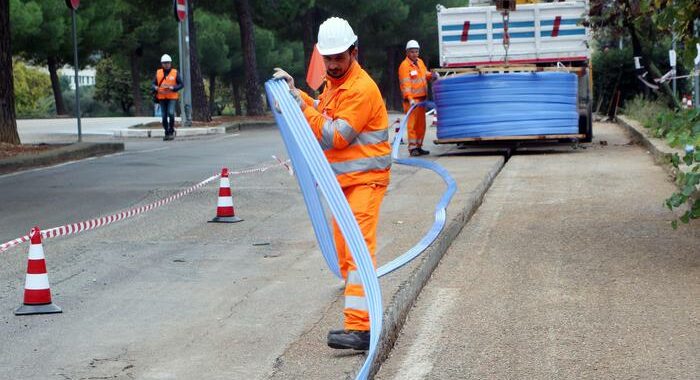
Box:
(0, 126, 338, 379)
(0, 129, 282, 243)
(376, 122, 700, 379)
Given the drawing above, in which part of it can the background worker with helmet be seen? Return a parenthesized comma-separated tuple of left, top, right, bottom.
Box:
(273, 16, 390, 351)
(398, 40, 438, 156)
(152, 54, 184, 141)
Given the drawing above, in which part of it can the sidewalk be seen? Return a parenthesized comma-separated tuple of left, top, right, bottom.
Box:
(18, 117, 277, 143)
(18, 117, 162, 140)
(376, 122, 699, 379)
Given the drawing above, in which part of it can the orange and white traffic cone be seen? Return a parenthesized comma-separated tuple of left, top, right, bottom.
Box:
(209, 168, 243, 223)
(15, 226, 62, 315)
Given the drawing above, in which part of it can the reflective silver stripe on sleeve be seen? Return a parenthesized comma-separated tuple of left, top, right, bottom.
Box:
(349, 129, 388, 148)
(347, 270, 362, 286)
(400, 77, 411, 83)
(344, 295, 368, 311)
(320, 119, 358, 150)
(313, 99, 320, 109)
(330, 154, 392, 175)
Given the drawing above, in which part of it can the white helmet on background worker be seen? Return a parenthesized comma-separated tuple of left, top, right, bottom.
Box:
(406, 40, 420, 50)
(160, 54, 172, 63)
(317, 17, 358, 56)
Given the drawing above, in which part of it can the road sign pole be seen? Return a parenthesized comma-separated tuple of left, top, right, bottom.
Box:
(71, 8, 81, 142)
(183, 1, 192, 127)
(178, 21, 185, 121)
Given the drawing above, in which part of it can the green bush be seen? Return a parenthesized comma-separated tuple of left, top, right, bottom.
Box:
(13, 59, 53, 117)
(644, 108, 700, 227)
(64, 86, 121, 117)
(592, 47, 637, 113)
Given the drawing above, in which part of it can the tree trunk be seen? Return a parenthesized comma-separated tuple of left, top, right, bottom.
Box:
(129, 50, 144, 116)
(234, 0, 264, 116)
(382, 45, 403, 111)
(624, 11, 681, 109)
(188, 0, 212, 122)
(232, 81, 242, 116)
(209, 73, 216, 116)
(47, 56, 67, 116)
(0, 0, 20, 144)
(301, 8, 317, 93)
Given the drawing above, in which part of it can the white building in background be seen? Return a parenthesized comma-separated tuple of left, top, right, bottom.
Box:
(57, 65, 96, 90)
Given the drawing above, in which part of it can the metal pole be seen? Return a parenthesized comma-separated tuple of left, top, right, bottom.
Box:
(183, 3, 192, 127)
(695, 20, 700, 108)
(71, 9, 81, 142)
(672, 37, 677, 97)
(177, 21, 185, 120)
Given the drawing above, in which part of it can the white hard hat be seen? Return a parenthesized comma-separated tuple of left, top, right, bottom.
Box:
(160, 54, 172, 63)
(406, 40, 420, 50)
(317, 17, 358, 56)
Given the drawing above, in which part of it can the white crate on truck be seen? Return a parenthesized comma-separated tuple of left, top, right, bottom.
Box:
(437, 1, 589, 67)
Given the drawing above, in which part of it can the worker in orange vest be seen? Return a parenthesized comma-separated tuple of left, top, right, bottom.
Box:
(273, 17, 390, 351)
(398, 40, 438, 156)
(152, 54, 183, 141)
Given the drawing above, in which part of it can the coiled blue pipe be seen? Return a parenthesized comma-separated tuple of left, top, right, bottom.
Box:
(377, 101, 456, 277)
(265, 80, 455, 380)
(434, 72, 579, 139)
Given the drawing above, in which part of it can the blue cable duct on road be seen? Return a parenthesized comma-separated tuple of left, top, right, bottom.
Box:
(265, 80, 455, 380)
(377, 101, 456, 277)
(434, 72, 579, 139)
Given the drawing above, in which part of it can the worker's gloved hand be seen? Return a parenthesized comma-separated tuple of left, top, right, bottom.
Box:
(273, 68, 295, 90)
(431, 70, 440, 81)
(409, 99, 417, 106)
(290, 88, 306, 111)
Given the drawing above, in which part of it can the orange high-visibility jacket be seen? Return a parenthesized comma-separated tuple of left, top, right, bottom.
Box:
(300, 61, 391, 188)
(155, 68, 180, 100)
(398, 57, 432, 102)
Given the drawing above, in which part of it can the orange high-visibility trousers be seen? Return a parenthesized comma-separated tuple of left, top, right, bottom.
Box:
(332, 183, 387, 331)
(403, 100, 426, 150)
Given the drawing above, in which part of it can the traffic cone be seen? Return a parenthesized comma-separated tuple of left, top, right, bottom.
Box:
(15, 226, 62, 316)
(209, 168, 243, 223)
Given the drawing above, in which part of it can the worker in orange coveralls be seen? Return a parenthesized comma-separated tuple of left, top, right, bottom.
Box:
(398, 39, 438, 156)
(273, 17, 390, 351)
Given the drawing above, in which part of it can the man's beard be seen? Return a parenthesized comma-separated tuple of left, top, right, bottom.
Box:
(326, 69, 345, 79)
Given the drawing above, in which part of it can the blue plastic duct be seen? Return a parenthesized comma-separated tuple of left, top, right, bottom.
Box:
(434, 72, 579, 139)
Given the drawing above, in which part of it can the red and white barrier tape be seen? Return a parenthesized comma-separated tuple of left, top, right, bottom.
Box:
(0, 159, 291, 253)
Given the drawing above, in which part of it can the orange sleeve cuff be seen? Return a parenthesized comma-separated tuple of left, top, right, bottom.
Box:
(299, 90, 315, 107)
(302, 105, 324, 139)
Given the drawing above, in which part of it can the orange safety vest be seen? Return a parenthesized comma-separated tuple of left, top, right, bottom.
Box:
(398, 57, 432, 101)
(300, 61, 391, 188)
(156, 68, 179, 100)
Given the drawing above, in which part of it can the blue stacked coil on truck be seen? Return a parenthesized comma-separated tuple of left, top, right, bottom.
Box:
(434, 72, 579, 139)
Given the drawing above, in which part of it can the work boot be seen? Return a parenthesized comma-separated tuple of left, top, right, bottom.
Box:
(418, 147, 430, 155)
(327, 330, 370, 350)
(409, 149, 421, 157)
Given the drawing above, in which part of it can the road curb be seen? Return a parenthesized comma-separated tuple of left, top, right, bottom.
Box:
(369, 156, 506, 378)
(616, 115, 686, 179)
(0, 142, 124, 175)
(116, 121, 276, 138)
